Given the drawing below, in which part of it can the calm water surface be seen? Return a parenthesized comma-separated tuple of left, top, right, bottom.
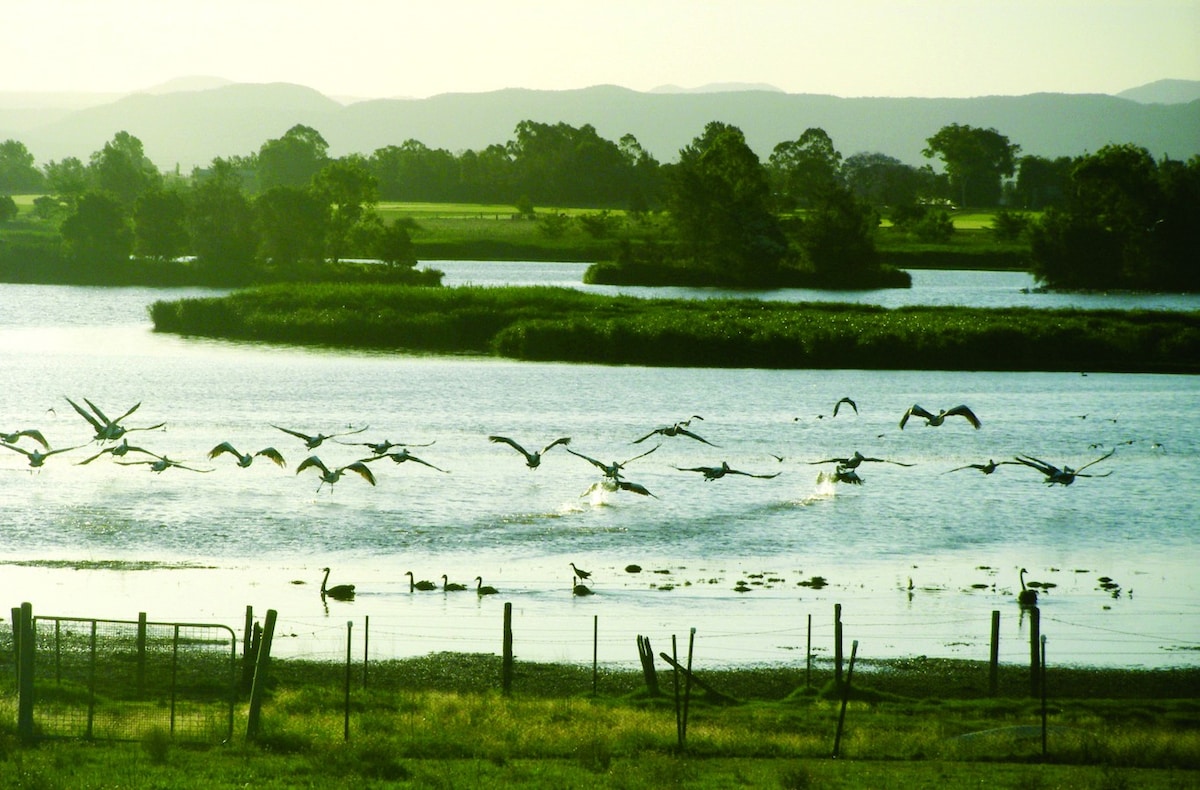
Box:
(1, 268, 1197, 669)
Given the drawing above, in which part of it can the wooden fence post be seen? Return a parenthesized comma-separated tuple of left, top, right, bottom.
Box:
(636, 635, 658, 694)
(344, 620, 352, 742)
(832, 639, 860, 758)
(1029, 606, 1041, 698)
(246, 609, 277, 742)
(990, 610, 1000, 696)
(136, 612, 147, 696)
(17, 602, 34, 743)
(834, 603, 844, 687)
(806, 613, 813, 690)
(502, 602, 513, 696)
(591, 615, 598, 696)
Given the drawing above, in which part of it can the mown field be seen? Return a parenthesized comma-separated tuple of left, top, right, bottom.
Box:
(3, 654, 1198, 789)
(149, 283, 1200, 374)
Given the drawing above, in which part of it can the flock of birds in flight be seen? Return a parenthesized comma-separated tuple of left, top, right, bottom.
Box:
(2, 396, 1120, 495)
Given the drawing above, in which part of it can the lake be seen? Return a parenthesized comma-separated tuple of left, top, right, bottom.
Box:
(1, 264, 1197, 671)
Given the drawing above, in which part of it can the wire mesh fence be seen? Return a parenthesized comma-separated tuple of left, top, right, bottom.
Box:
(28, 615, 237, 743)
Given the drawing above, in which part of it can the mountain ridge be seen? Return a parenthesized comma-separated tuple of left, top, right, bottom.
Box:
(1, 80, 1197, 171)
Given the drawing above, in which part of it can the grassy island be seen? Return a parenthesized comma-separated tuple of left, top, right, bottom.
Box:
(149, 284, 1200, 374)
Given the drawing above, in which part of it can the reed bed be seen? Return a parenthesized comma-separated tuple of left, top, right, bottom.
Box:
(150, 284, 1200, 373)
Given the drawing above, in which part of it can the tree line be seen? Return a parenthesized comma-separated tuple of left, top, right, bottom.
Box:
(0, 119, 1197, 290)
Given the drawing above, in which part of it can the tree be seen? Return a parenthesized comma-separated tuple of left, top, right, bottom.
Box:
(254, 186, 329, 264)
(667, 121, 787, 285)
(1014, 155, 1073, 210)
(89, 131, 162, 208)
(842, 152, 937, 208)
(59, 191, 133, 267)
(0, 139, 44, 194)
(922, 124, 1020, 207)
(257, 124, 329, 191)
(44, 157, 90, 206)
(0, 195, 17, 223)
(188, 159, 258, 275)
(767, 127, 842, 210)
(371, 218, 418, 268)
(312, 156, 378, 262)
(792, 184, 880, 278)
(1029, 145, 1200, 290)
(133, 188, 189, 260)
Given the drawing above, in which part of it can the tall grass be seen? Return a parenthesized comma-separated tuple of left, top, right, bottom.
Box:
(150, 284, 1200, 373)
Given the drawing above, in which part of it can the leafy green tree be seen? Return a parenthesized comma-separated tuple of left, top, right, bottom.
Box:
(1029, 145, 1200, 290)
(188, 159, 258, 275)
(767, 127, 842, 210)
(792, 184, 880, 277)
(312, 155, 378, 262)
(842, 152, 937, 208)
(254, 186, 329, 264)
(89, 131, 162, 208)
(0, 139, 44, 194)
(257, 124, 329, 191)
(59, 191, 133, 266)
(667, 121, 787, 285)
(0, 195, 17, 223)
(368, 140, 460, 201)
(43, 157, 90, 206)
(1014, 155, 1072, 210)
(371, 218, 418, 268)
(922, 124, 1020, 207)
(133, 188, 189, 260)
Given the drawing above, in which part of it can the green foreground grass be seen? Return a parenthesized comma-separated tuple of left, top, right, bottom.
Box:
(149, 283, 1200, 374)
(3, 654, 1198, 789)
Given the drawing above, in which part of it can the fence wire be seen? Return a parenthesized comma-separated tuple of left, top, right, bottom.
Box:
(30, 616, 236, 743)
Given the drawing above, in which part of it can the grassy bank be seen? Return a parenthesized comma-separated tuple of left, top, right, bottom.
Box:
(3, 654, 1198, 788)
(149, 284, 1200, 374)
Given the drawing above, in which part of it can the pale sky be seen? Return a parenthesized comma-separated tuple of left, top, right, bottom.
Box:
(3, 0, 1198, 99)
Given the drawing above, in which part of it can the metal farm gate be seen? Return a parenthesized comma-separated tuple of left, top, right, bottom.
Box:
(20, 611, 237, 742)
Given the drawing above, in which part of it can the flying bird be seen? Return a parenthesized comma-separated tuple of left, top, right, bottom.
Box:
(818, 467, 864, 485)
(66, 397, 165, 442)
(1, 441, 80, 468)
(321, 567, 355, 601)
(1014, 449, 1114, 486)
(78, 438, 160, 466)
(362, 448, 448, 473)
(273, 424, 367, 450)
(674, 460, 780, 481)
(295, 455, 377, 491)
(341, 438, 436, 455)
(1, 429, 49, 449)
(807, 451, 914, 469)
(832, 397, 858, 417)
(633, 416, 716, 446)
(117, 456, 211, 473)
(899, 404, 981, 430)
(566, 444, 658, 480)
(208, 442, 287, 468)
(946, 459, 1018, 475)
(488, 435, 571, 469)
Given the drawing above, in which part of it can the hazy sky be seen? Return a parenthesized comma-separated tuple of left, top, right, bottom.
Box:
(4, 0, 1198, 98)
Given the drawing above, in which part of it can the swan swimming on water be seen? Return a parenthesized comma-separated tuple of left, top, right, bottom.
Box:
(321, 567, 355, 601)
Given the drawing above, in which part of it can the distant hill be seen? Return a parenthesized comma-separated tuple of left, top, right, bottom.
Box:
(1116, 79, 1200, 105)
(3, 82, 1198, 171)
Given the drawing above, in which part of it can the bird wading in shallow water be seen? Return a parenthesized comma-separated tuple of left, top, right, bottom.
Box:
(1018, 568, 1038, 607)
(488, 435, 571, 469)
(899, 404, 981, 430)
(321, 567, 355, 601)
